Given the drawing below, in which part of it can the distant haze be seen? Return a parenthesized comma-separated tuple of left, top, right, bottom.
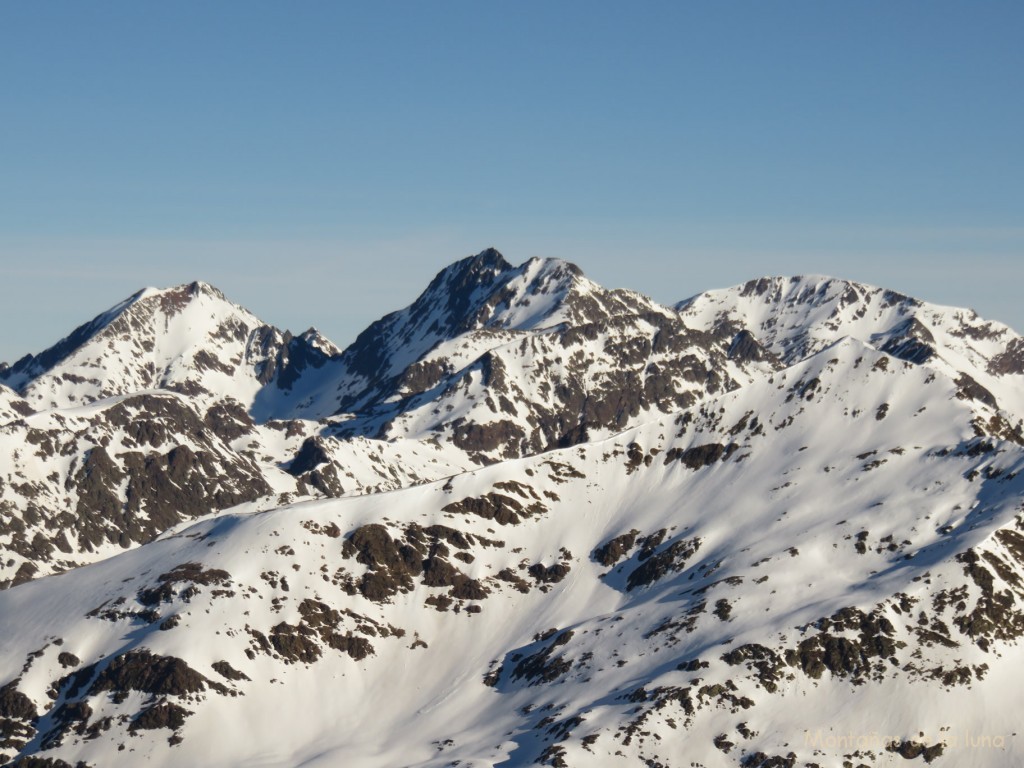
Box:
(2, 3, 1021, 362)
(0, 242, 1021, 366)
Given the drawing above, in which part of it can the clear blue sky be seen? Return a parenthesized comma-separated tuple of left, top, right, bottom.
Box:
(1, 2, 1021, 363)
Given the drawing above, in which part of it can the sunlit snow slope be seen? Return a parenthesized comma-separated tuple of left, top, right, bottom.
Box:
(0, 252, 1023, 768)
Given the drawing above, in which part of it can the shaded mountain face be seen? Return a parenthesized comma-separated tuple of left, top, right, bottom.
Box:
(0, 251, 1023, 768)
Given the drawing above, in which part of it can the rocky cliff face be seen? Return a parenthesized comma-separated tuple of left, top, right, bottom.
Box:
(0, 251, 1023, 767)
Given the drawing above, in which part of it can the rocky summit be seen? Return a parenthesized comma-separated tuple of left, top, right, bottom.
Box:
(0, 250, 1023, 767)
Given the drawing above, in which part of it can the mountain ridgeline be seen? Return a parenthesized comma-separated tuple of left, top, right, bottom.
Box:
(0, 250, 1022, 767)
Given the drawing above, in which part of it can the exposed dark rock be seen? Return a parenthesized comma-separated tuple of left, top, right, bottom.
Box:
(528, 562, 571, 584)
(101, 394, 205, 449)
(57, 652, 80, 669)
(302, 520, 343, 538)
(495, 568, 532, 593)
(38, 700, 94, 750)
(137, 562, 232, 607)
(627, 537, 702, 591)
(334, 250, 514, 408)
(741, 752, 796, 768)
(713, 733, 735, 753)
(449, 576, 490, 601)
(69, 446, 124, 549)
(721, 644, 787, 692)
(0, 681, 37, 722)
(727, 329, 771, 363)
(952, 549, 1024, 643)
(269, 622, 322, 664)
(450, 418, 527, 460)
(425, 594, 454, 612)
(211, 661, 250, 682)
(129, 701, 192, 731)
(989, 337, 1024, 376)
(593, 529, 640, 567)
(664, 443, 738, 470)
(954, 372, 998, 409)
(287, 437, 331, 476)
(783, 606, 897, 682)
(421, 525, 473, 549)
(7, 757, 94, 768)
(394, 359, 451, 396)
(67, 650, 217, 699)
(305, 465, 344, 497)
(878, 317, 936, 364)
(11, 562, 38, 588)
(886, 739, 945, 763)
(420, 554, 460, 588)
(275, 331, 335, 391)
(341, 524, 422, 602)
(442, 493, 545, 526)
(122, 444, 271, 535)
(202, 399, 254, 442)
(510, 630, 575, 685)
(326, 633, 374, 661)
(713, 598, 733, 621)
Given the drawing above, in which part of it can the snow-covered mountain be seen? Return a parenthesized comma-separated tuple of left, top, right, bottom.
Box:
(678, 274, 1024, 423)
(0, 251, 775, 585)
(0, 251, 1023, 767)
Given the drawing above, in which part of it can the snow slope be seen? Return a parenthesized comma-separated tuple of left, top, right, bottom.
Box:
(1, 252, 1023, 767)
(1, 326, 1024, 766)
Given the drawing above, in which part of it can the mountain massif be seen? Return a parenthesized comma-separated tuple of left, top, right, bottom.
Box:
(0, 249, 1022, 767)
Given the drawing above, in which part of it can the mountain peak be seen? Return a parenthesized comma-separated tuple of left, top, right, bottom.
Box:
(136, 280, 232, 315)
(0, 280, 280, 409)
(331, 251, 663, 410)
(127, 279, 228, 305)
(421, 248, 518, 328)
(466, 246, 509, 270)
(688, 274, 920, 314)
